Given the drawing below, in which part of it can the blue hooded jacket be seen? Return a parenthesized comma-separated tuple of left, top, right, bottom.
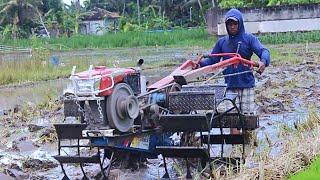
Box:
(200, 9, 270, 89)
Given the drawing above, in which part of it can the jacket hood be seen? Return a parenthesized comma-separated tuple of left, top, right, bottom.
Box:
(225, 9, 245, 37)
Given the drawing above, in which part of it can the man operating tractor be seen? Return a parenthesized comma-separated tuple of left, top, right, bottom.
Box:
(198, 8, 271, 134)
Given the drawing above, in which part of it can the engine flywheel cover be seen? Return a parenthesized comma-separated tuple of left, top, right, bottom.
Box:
(106, 83, 139, 132)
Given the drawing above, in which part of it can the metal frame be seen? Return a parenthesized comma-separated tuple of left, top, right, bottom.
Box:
(156, 91, 251, 179)
(69, 65, 116, 97)
(56, 90, 258, 179)
(211, 93, 246, 161)
(53, 124, 110, 180)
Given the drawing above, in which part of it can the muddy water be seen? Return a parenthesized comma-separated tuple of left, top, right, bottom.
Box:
(0, 79, 68, 111)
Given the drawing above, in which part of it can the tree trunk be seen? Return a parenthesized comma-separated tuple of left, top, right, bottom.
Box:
(197, 0, 206, 24)
(122, 0, 126, 15)
(137, 0, 140, 26)
(197, 0, 203, 10)
(74, 0, 81, 34)
(212, 0, 218, 7)
(36, 9, 50, 38)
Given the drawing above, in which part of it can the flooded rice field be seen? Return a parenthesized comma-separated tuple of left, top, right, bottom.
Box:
(0, 79, 68, 112)
(0, 46, 203, 111)
(0, 45, 320, 179)
(0, 68, 174, 112)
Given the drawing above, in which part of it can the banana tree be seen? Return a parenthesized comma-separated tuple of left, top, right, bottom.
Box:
(64, 1, 95, 35)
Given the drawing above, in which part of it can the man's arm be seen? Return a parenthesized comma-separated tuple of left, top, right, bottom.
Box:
(199, 39, 223, 67)
(250, 35, 270, 74)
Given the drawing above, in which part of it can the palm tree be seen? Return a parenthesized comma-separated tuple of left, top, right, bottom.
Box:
(0, 0, 50, 38)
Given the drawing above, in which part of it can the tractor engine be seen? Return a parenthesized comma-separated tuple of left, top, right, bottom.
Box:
(63, 60, 172, 133)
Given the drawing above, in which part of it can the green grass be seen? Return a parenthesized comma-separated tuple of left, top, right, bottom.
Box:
(259, 31, 320, 44)
(0, 52, 179, 86)
(2, 28, 320, 50)
(290, 156, 320, 180)
(0, 28, 213, 50)
(0, 52, 114, 85)
(0, 58, 81, 85)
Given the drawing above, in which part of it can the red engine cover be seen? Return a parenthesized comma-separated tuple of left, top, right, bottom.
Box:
(74, 66, 137, 96)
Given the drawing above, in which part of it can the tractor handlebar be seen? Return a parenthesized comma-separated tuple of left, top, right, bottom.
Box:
(195, 53, 259, 68)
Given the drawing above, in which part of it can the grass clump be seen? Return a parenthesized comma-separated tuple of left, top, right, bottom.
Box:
(289, 156, 320, 180)
(295, 109, 320, 131)
(0, 59, 73, 85)
(198, 109, 320, 180)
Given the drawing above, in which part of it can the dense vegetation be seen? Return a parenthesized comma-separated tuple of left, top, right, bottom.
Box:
(1, 0, 320, 40)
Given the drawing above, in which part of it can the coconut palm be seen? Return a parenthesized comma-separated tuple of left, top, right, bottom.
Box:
(0, 0, 50, 38)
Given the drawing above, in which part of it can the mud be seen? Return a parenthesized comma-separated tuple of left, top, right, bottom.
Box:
(255, 61, 320, 113)
(0, 44, 319, 179)
(0, 79, 68, 111)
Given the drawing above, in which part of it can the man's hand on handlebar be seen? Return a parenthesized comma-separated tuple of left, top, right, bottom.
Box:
(257, 61, 266, 74)
(192, 54, 204, 69)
